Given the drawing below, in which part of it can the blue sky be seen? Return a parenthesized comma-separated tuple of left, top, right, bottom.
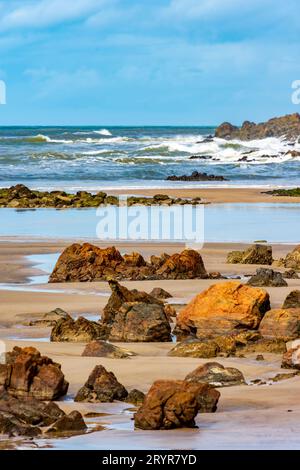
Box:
(0, 0, 300, 125)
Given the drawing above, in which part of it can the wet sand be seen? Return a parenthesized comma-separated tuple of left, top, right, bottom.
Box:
(1, 239, 300, 449)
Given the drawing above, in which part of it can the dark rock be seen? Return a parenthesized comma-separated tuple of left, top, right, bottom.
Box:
(46, 410, 87, 434)
(166, 171, 227, 182)
(125, 389, 145, 406)
(247, 268, 287, 287)
(74, 365, 128, 403)
(256, 354, 265, 361)
(26, 308, 70, 327)
(283, 270, 299, 279)
(149, 287, 172, 299)
(134, 380, 220, 430)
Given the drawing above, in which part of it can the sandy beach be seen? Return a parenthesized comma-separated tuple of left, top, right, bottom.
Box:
(1, 238, 300, 449)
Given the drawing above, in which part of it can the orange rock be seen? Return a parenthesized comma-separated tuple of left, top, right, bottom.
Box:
(156, 249, 207, 279)
(175, 281, 270, 338)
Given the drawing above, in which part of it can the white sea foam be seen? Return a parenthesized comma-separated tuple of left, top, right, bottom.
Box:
(93, 129, 112, 136)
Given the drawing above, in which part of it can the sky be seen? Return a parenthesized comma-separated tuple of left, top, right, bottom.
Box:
(0, 0, 300, 126)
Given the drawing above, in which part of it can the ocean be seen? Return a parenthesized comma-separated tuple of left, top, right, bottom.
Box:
(0, 126, 300, 190)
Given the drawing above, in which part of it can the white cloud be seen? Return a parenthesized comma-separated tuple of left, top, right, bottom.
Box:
(0, 0, 111, 30)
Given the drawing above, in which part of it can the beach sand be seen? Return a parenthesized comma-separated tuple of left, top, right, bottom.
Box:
(1, 239, 300, 449)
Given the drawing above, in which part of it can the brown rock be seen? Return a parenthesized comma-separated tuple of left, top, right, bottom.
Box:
(0, 412, 41, 437)
(227, 244, 273, 265)
(108, 302, 171, 342)
(277, 245, 300, 270)
(149, 287, 172, 299)
(134, 380, 220, 430)
(185, 362, 245, 387)
(283, 270, 299, 279)
(123, 252, 146, 267)
(282, 343, 300, 369)
(0, 395, 65, 426)
(259, 308, 300, 340)
(175, 281, 270, 338)
(156, 249, 207, 280)
(168, 338, 220, 358)
(282, 290, 300, 309)
(50, 316, 107, 342)
(1, 347, 68, 400)
(215, 113, 300, 141)
(26, 308, 70, 327)
(82, 341, 135, 359)
(46, 410, 87, 434)
(125, 389, 145, 406)
(74, 365, 128, 403)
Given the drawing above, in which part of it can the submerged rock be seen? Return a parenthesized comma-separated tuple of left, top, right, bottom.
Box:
(75, 365, 128, 403)
(185, 362, 245, 387)
(174, 281, 270, 339)
(166, 171, 227, 182)
(0, 346, 68, 401)
(134, 380, 220, 430)
(246, 268, 287, 287)
(82, 341, 136, 359)
(227, 244, 273, 265)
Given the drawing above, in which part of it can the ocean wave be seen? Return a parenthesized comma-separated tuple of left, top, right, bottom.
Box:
(93, 129, 112, 136)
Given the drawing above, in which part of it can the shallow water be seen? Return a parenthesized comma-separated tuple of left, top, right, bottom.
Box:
(0, 204, 300, 243)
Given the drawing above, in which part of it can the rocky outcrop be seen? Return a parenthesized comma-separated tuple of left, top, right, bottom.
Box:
(282, 342, 300, 369)
(215, 113, 300, 141)
(175, 281, 270, 339)
(0, 184, 202, 209)
(0, 394, 86, 437)
(49, 244, 208, 282)
(282, 290, 300, 309)
(247, 268, 287, 287)
(50, 316, 107, 342)
(259, 308, 300, 340)
(0, 347, 68, 400)
(166, 171, 227, 182)
(134, 380, 220, 430)
(74, 365, 128, 403)
(108, 302, 171, 342)
(227, 244, 273, 265)
(156, 249, 207, 280)
(82, 341, 136, 359)
(102, 280, 162, 325)
(276, 245, 300, 270)
(149, 287, 172, 299)
(185, 362, 245, 387)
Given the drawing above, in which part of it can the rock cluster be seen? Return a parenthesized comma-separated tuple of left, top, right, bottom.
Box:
(0, 393, 86, 437)
(246, 268, 287, 287)
(227, 244, 273, 265)
(166, 171, 227, 181)
(49, 244, 208, 282)
(0, 184, 202, 208)
(215, 113, 300, 141)
(0, 346, 68, 400)
(134, 380, 220, 430)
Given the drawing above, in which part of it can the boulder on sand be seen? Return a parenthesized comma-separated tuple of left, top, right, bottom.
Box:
(282, 290, 300, 309)
(134, 380, 220, 430)
(174, 281, 270, 339)
(276, 245, 300, 270)
(259, 308, 300, 340)
(50, 316, 107, 342)
(46, 410, 87, 435)
(227, 244, 273, 265)
(156, 249, 207, 280)
(25, 308, 70, 327)
(149, 287, 172, 299)
(82, 341, 136, 359)
(247, 268, 287, 287)
(282, 341, 300, 369)
(185, 362, 245, 387)
(0, 346, 68, 400)
(108, 302, 171, 342)
(75, 365, 128, 403)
